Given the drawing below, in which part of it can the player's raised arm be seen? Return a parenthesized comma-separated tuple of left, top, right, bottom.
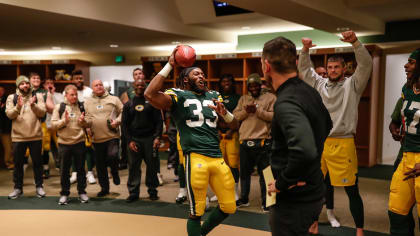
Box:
(144, 48, 178, 111)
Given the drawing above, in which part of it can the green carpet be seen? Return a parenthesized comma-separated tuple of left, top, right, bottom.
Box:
(0, 196, 387, 235)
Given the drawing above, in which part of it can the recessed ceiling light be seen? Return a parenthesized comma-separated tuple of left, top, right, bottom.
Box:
(241, 26, 251, 30)
(52, 46, 62, 50)
(110, 44, 119, 48)
(336, 27, 350, 32)
(171, 41, 181, 45)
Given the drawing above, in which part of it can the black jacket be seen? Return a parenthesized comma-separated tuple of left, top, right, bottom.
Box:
(0, 95, 12, 133)
(121, 95, 163, 143)
(271, 76, 332, 203)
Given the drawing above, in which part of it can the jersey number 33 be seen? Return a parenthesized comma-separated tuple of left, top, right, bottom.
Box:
(184, 99, 217, 128)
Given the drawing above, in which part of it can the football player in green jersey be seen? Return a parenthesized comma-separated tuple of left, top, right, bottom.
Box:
(145, 47, 238, 236)
(388, 50, 420, 236)
(210, 74, 240, 202)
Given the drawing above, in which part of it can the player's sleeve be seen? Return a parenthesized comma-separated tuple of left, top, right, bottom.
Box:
(164, 88, 179, 111)
(391, 97, 403, 123)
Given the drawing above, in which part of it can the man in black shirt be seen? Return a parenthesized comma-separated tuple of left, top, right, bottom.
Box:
(0, 86, 13, 170)
(122, 79, 162, 202)
(263, 36, 332, 235)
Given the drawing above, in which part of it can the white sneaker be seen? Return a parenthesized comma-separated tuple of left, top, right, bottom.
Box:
(79, 193, 89, 203)
(157, 173, 164, 186)
(86, 171, 96, 184)
(8, 189, 23, 199)
(36, 187, 46, 198)
(327, 209, 341, 227)
(58, 195, 68, 205)
(70, 172, 77, 184)
(210, 195, 218, 202)
(175, 188, 187, 204)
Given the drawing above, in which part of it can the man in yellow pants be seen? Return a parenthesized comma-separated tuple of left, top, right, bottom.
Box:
(145, 47, 239, 236)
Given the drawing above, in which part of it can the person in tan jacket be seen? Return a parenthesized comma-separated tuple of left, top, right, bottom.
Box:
(51, 84, 89, 205)
(5, 75, 46, 199)
(84, 80, 123, 197)
(233, 73, 276, 211)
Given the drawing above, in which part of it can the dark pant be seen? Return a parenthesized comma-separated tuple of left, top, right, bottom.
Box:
(127, 136, 159, 196)
(12, 140, 43, 189)
(93, 139, 120, 192)
(59, 142, 87, 195)
(239, 140, 270, 205)
(72, 146, 95, 172)
(325, 173, 334, 209)
(167, 130, 178, 168)
(120, 130, 128, 167)
(270, 199, 323, 236)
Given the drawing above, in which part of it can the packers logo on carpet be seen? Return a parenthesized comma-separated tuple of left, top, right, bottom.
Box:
(135, 104, 144, 112)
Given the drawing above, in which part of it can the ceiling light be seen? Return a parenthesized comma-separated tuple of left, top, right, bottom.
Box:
(51, 46, 61, 50)
(171, 41, 181, 45)
(110, 44, 119, 48)
(241, 26, 251, 30)
(0, 49, 77, 56)
(336, 27, 350, 32)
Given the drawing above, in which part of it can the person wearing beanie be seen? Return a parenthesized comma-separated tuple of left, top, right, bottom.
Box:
(233, 73, 276, 212)
(5, 75, 47, 199)
(387, 48, 420, 236)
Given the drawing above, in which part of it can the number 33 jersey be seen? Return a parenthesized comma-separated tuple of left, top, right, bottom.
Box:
(165, 88, 223, 157)
(401, 85, 420, 152)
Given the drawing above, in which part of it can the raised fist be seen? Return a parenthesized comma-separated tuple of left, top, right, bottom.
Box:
(301, 38, 316, 51)
(340, 31, 357, 44)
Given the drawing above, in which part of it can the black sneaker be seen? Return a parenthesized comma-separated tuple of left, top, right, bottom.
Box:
(126, 195, 139, 203)
(43, 169, 50, 179)
(97, 190, 109, 197)
(149, 194, 159, 201)
(236, 199, 250, 207)
(112, 172, 120, 185)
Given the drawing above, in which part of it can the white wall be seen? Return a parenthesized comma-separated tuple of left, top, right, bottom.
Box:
(89, 65, 142, 94)
(381, 53, 409, 165)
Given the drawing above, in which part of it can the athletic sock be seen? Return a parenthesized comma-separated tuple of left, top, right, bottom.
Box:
(201, 207, 229, 235)
(187, 218, 201, 236)
(388, 210, 414, 236)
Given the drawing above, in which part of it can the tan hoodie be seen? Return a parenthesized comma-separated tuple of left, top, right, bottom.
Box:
(233, 92, 276, 141)
(6, 89, 46, 142)
(84, 91, 123, 143)
(51, 100, 88, 145)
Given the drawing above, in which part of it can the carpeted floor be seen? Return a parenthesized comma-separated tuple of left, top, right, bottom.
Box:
(0, 155, 417, 235)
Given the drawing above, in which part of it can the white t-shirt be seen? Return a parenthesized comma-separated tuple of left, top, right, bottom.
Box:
(62, 86, 92, 102)
(46, 92, 65, 128)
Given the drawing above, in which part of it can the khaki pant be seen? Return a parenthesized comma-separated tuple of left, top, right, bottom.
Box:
(1, 133, 13, 169)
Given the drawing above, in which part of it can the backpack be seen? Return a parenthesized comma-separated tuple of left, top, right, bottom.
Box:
(58, 101, 85, 118)
(13, 91, 45, 121)
(13, 91, 37, 106)
(57, 101, 89, 140)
